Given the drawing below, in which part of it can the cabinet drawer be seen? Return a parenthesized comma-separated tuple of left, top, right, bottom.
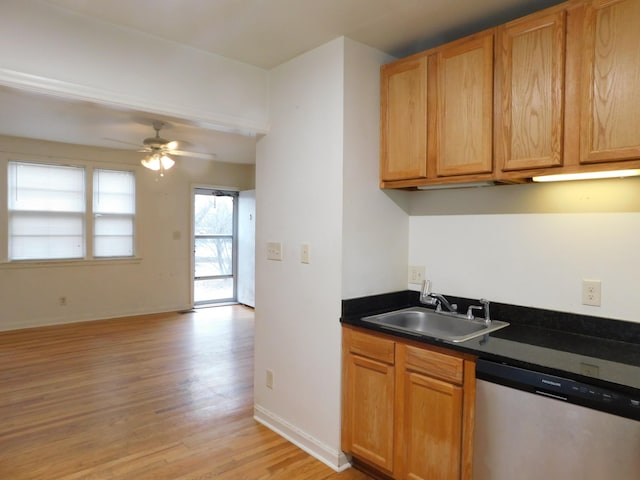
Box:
(346, 328, 395, 365)
(404, 345, 463, 384)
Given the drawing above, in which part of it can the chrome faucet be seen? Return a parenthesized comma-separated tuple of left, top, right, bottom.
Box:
(420, 280, 458, 313)
(466, 298, 492, 324)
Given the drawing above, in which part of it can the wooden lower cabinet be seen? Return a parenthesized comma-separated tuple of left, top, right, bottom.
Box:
(400, 372, 463, 479)
(342, 326, 476, 479)
(342, 327, 396, 475)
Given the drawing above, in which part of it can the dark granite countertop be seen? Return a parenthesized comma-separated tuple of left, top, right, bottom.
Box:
(341, 290, 640, 396)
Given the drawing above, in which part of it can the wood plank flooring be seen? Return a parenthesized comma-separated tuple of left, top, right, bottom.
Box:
(0, 306, 370, 479)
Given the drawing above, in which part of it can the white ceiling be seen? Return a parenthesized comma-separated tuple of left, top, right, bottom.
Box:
(1, 0, 562, 165)
(0, 85, 256, 164)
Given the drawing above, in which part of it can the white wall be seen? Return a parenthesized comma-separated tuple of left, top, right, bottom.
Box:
(254, 37, 346, 468)
(408, 178, 640, 323)
(0, 0, 268, 134)
(0, 135, 254, 331)
(342, 40, 409, 299)
(254, 37, 408, 470)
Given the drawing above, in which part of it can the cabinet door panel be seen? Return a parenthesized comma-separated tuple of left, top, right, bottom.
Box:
(345, 354, 395, 473)
(580, 0, 640, 163)
(380, 55, 428, 181)
(497, 11, 565, 171)
(402, 371, 463, 480)
(437, 33, 494, 177)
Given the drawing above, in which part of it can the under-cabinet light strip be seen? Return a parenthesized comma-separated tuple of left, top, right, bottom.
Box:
(532, 169, 640, 183)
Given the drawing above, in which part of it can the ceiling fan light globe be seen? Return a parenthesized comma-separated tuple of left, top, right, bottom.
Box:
(161, 155, 175, 170)
(141, 154, 161, 171)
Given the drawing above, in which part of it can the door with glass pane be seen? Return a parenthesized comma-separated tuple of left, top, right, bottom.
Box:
(193, 188, 238, 305)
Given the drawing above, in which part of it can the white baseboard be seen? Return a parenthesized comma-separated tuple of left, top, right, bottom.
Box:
(0, 304, 192, 332)
(253, 404, 352, 472)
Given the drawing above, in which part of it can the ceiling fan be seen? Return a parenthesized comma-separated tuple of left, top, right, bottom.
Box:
(138, 120, 216, 175)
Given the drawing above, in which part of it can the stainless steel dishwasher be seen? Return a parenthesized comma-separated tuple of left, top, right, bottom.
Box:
(473, 359, 640, 480)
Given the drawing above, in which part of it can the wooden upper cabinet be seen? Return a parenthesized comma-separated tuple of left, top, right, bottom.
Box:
(495, 10, 566, 172)
(435, 31, 494, 177)
(580, 0, 640, 164)
(380, 54, 428, 182)
(378, 0, 640, 189)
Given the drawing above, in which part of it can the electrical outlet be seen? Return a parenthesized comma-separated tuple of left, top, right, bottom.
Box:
(59, 296, 67, 306)
(582, 280, 601, 306)
(408, 265, 426, 285)
(267, 242, 283, 261)
(266, 369, 274, 389)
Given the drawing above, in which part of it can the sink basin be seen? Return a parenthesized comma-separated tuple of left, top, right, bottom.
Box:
(362, 307, 509, 343)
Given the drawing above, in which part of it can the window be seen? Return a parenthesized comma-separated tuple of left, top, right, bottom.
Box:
(93, 169, 135, 257)
(7, 161, 136, 261)
(8, 162, 85, 260)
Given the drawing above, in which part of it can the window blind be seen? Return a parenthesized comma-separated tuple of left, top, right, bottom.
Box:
(93, 169, 135, 257)
(8, 162, 85, 260)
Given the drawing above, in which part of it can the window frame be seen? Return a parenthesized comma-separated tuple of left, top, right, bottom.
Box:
(191, 186, 239, 305)
(0, 154, 140, 266)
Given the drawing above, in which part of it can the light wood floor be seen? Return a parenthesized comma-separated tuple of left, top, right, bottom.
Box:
(0, 306, 370, 479)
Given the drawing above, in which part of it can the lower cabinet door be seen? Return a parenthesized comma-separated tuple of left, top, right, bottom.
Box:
(401, 371, 463, 480)
(345, 354, 395, 474)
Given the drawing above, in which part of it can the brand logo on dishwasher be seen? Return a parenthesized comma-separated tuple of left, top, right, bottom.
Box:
(541, 378, 562, 388)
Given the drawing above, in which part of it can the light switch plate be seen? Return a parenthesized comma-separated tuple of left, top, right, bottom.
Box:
(301, 243, 310, 264)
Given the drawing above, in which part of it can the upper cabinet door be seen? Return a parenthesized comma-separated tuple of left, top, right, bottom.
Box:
(380, 54, 428, 182)
(580, 0, 640, 164)
(435, 31, 494, 177)
(496, 10, 566, 171)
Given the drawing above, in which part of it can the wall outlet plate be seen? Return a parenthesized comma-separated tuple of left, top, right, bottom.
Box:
(408, 265, 426, 284)
(582, 279, 601, 306)
(267, 242, 283, 261)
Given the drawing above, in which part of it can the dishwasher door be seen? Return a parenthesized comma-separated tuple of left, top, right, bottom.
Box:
(473, 379, 640, 480)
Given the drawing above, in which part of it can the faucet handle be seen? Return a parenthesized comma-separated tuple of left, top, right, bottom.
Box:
(466, 305, 483, 319)
(421, 279, 432, 296)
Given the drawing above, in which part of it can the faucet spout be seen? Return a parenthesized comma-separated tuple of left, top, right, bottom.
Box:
(419, 280, 457, 313)
(431, 293, 458, 313)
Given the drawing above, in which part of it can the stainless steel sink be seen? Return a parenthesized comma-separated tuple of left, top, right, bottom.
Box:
(361, 307, 509, 343)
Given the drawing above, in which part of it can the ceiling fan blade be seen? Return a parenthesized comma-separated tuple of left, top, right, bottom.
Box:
(171, 149, 217, 160)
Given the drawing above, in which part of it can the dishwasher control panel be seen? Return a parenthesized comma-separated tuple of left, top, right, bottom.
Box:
(476, 359, 640, 421)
